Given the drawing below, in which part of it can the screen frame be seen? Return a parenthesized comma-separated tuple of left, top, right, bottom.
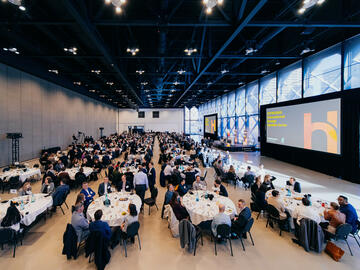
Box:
(203, 113, 218, 140)
(261, 94, 343, 157)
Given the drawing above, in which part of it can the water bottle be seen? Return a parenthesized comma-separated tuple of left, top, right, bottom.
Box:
(31, 194, 35, 203)
(196, 192, 199, 202)
(105, 193, 109, 206)
(287, 189, 291, 197)
(20, 200, 24, 210)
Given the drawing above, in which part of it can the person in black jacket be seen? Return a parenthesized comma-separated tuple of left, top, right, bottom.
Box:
(255, 185, 268, 210)
(147, 162, 156, 192)
(286, 177, 301, 193)
(214, 179, 228, 197)
(231, 199, 252, 237)
(98, 177, 112, 197)
(117, 174, 133, 192)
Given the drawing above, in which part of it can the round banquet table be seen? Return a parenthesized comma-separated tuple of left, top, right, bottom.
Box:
(87, 192, 142, 227)
(66, 167, 93, 180)
(0, 194, 53, 226)
(182, 190, 237, 225)
(265, 189, 327, 228)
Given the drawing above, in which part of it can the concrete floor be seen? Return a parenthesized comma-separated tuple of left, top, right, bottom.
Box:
(0, 139, 359, 270)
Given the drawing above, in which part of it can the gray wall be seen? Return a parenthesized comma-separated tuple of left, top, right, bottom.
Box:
(0, 63, 117, 167)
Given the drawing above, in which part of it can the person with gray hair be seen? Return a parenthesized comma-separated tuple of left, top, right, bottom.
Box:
(211, 203, 231, 236)
(71, 203, 89, 242)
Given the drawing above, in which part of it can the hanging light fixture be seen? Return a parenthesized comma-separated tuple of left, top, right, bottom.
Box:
(105, 0, 127, 14)
(203, 0, 224, 15)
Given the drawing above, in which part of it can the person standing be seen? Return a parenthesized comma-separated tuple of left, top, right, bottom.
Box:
(133, 165, 149, 207)
(147, 162, 156, 192)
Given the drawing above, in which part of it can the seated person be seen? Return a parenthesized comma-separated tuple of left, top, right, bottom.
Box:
(41, 176, 55, 194)
(338, 195, 359, 233)
(321, 202, 346, 235)
(98, 177, 112, 197)
(184, 167, 196, 188)
(117, 174, 133, 192)
(75, 167, 87, 185)
(262, 175, 274, 191)
(242, 166, 256, 187)
(71, 203, 89, 242)
(255, 185, 268, 210)
(286, 177, 301, 193)
(52, 179, 70, 207)
(164, 184, 174, 205)
(251, 176, 262, 195)
(211, 204, 231, 236)
(177, 179, 188, 197)
(18, 181, 32, 196)
(267, 190, 288, 220)
(292, 197, 321, 226)
(226, 165, 237, 184)
(193, 175, 207, 191)
(169, 192, 189, 221)
(1, 201, 21, 232)
(80, 182, 96, 208)
(121, 203, 138, 235)
(231, 199, 251, 236)
(58, 167, 70, 183)
(213, 179, 228, 197)
(89, 209, 111, 240)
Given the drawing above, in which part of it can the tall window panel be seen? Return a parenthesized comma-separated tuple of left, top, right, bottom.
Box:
(236, 87, 245, 116)
(245, 81, 259, 115)
(344, 34, 360, 90)
(248, 115, 259, 145)
(229, 117, 236, 136)
(185, 106, 200, 135)
(236, 116, 246, 142)
(220, 94, 228, 118)
(304, 44, 341, 97)
(278, 61, 302, 102)
(260, 72, 277, 105)
(216, 97, 222, 116)
(228, 91, 236, 117)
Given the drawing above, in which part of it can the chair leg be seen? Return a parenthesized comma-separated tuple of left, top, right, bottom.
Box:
(155, 203, 159, 210)
(240, 237, 245, 251)
(60, 206, 65, 215)
(257, 212, 261, 220)
(13, 241, 16, 258)
(137, 234, 141, 250)
(266, 217, 269, 228)
(124, 240, 127, 257)
(193, 238, 198, 256)
(148, 206, 151, 215)
(249, 232, 254, 246)
(64, 201, 69, 209)
(345, 239, 353, 256)
(353, 235, 360, 247)
(229, 238, 233, 256)
(214, 237, 217, 256)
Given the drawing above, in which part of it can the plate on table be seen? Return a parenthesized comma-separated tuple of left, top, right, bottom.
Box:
(294, 197, 303, 200)
(119, 197, 128, 202)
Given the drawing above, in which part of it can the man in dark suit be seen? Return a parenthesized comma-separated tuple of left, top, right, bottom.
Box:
(98, 177, 112, 197)
(231, 199, 251, 237)
(89, 210, 111, 241)
(80, 182, 96, 208)
(147, 162, 156, 192)
(117, 174, 133, 192)
(52, 179, 70, 207)
(214, 179, 228, 197)
(286, 177, 301, 193)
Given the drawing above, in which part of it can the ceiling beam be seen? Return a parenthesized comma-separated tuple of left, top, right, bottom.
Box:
(62, 0, 143, 106)
(174, 0, 268, 106)
(247, 21, 360, 28)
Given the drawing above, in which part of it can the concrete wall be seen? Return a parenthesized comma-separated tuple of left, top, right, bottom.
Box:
(117, 109, 184, 133)
(0, 63, 117, 166)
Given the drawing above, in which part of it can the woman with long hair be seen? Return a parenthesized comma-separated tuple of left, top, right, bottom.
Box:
(1, 202, 22, 231)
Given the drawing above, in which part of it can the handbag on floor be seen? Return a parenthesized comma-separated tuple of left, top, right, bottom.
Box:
(325, 241, 344, 261)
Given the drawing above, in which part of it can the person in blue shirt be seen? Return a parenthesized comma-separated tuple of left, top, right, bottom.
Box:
(338, 195, 359, 233)
(80, 182, 96, 209)
(52, 179, 70, 207)
(89, 209, 111, 240)
(177, 179, 188, 197)
(164, 184, 174, 205)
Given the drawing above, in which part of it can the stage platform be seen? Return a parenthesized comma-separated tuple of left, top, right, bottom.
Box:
(213, 142, 257, 152)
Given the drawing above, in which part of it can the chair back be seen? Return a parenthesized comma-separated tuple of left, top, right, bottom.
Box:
(216, 224, 231, 238)
(9, 176, 20, 188)
(267, 204, 280, 218)
(33, 164, 40, 168)
(126, 221, 140, 238)
(0, 228, 15, 244)
(151, 187, 158, 200)
(244, 217, 254, 233)
(3, 167, 10, 172)
(201, 170, 207, 180)
(335, 223, 352, 239)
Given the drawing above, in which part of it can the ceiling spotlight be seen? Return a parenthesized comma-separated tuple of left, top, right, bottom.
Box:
(3, 47, 19, 54)
(171, 89, 176, 93)
(89, 89, 96, 92)
(245, 47, 258, 55)
(105, 0, 111, 4)
(206, 7, 212, 14)
(127, 47, 140, 56)
(177, 69, 186, 75)
(173, 81, 180, 86)
(48, 69, 58, 74)
(220, 69, 229, 75)
(91, 69, 101, 74)
(184, 48, 197, 56)
(136, 70, 145, 75)
(275, 61, 280, 65)
(115, 89, 122, 93)
(100, 94, 106, 98)
(238, 82, 244, 86)
(64, 47, 77, 55)
(207, 81, 213, 86)
(141, 82, 148, 86)
(73, 81, 81, 86)
(19, 5, 25, 11)
(298, 0, 326, 14)
(115, 6, 122, 13)
(300, 47, 315, 55)
(261, 69, 269, 74)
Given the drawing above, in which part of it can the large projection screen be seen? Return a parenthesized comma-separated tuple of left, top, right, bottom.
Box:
(204, 114, 218, 139)
(266, 98, 341, 154)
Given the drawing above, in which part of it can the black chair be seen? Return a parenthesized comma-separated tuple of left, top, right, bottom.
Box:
(266, 204, 283, 236)
(349, 220, 360, 248)
(3, 176, 21, 193)
(237, 218, 255, 251)
(144, 187, 159, 215)
(212, 224, 233, 256)
(0, 228, 22, 257)
(33, 164, 40, 168)
(2, 167, 10, 172)
(122, 222, 141, 257)
(55, 190, 70, 215)
(250, 201, 265, 220)
(200, 170, 207, 181)
(193, 225, 204, 256)
(328, 223, 354, 256)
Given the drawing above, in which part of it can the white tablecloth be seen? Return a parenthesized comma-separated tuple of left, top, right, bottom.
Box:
(182, 191, 237, 225)
(65, 167, 93, 180)
(120, 167, 138, 174)
(0, 194, 53, 226)
(87, 192, 142, 227)
(0, 168, 41, 183)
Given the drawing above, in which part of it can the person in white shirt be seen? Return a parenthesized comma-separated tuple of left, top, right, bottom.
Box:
(133, 165, 149, 206)
(292, 197, 321, 226)
(211, 204, 231, 236)
(164, 162, 173, 176)
(267, 190, 288, 220)
(192, 175, 207, 190)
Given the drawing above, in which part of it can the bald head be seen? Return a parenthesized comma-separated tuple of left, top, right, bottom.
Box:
(218, 203, 225, 213)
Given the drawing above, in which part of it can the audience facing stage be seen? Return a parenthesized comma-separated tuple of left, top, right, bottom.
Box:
(0, 132, 359, 270)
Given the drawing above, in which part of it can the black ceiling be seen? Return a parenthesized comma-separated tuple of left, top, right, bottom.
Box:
(0, 0, 359, 109)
